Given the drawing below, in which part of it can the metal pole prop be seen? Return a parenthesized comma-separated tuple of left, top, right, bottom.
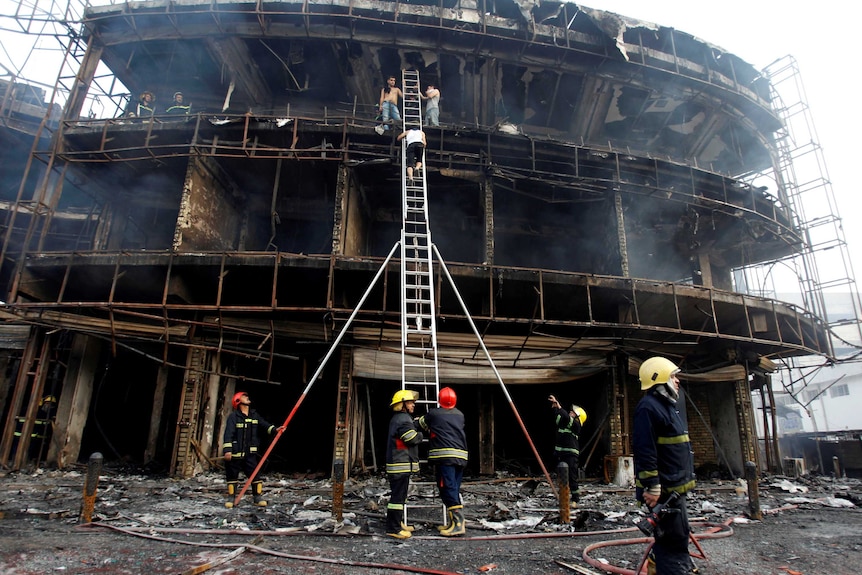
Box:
(233, 243, 400, 507)
(433, 245, 557, 497)
(80, 452, 103, 523)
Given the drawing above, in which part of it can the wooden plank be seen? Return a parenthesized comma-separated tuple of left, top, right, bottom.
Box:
(180, 535, 263, 575)
(554, 559, 604, 575)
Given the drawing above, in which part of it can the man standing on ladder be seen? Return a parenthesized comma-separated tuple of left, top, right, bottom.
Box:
(418, 387, 468, 536)
(385, 389, 423, 539)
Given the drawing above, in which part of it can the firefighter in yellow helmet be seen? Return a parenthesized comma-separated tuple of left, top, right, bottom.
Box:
(548, 394, 586, 507)
(384, 389, 423, 539)
(634, 356, 696, 575)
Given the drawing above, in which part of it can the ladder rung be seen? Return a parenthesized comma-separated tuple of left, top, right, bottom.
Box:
(406, 329, 433, 335)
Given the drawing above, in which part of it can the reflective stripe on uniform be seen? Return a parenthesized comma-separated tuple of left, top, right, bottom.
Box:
(386, 461, 420, 474)
(657, 434, 690, 445)
(428, 447, 468, 461)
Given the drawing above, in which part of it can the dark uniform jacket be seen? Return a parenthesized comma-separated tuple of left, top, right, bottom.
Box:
(126, 99, 154, 118)
(633, 390, 696, 496)
(166, 103, 191, 115)
(418, 407, 468, 466)
(222, 409, 276, 458)
(386, 412, 423, 474)
(552, 406, 581, 456)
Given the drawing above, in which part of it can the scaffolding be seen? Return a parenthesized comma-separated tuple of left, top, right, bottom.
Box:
(736, 56, 862, 464)
(736, 55, 862, 360)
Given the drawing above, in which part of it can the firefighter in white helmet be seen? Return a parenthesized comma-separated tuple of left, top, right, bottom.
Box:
(548, 394, 586, 507)
(384, 389, 423, 539)
(634, 356, 696, 575)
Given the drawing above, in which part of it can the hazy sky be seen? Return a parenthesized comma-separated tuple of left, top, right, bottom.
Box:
(590, 1, 862, 289)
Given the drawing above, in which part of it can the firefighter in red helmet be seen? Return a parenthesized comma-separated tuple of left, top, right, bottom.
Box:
(417, 386, 468, 536)
(222, 391, 282, 508)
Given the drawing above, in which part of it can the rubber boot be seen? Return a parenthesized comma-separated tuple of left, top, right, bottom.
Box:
(252, 481, 267, 507)
(225, 481, 238, 509)
(439, 505, 465, 537)
(398, 505, 415, 532)
(646, 553, 656, 575)
(436, 507, 453, 532)
(385, 508, 411, 539)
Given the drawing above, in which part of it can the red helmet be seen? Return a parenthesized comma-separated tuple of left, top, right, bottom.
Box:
(232, 392, 248, 409)
(439, 387, 457, 409)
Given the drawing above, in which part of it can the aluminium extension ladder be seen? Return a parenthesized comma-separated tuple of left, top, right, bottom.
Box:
(399, 69, 440, 413)
(398, 70, 449, 527)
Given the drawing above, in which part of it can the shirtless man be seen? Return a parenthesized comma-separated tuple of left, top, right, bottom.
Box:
(378, 76, 403, 131)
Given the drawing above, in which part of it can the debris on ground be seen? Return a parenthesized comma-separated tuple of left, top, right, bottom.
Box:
(0, 466, 860, 574)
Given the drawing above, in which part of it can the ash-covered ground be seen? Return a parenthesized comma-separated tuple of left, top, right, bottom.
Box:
(1, 465, 860, 575)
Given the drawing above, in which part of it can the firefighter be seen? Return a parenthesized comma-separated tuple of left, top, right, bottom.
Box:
(548, 394, 585, 507)
(635, 356, 697, 575)
(222, 391, 282, 508)
(126, 90, 155, 118)
(385, 389, 423, 539)
(417, 386, 468, 536)
(165, 91, 191, 115)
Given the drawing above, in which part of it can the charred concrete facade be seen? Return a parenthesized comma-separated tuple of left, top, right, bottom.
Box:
(0, 1, 830, 480)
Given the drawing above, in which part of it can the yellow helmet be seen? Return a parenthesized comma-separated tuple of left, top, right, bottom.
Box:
(571, 405, 587, 426)
(390, 389, 419, 410)
(638, 356, 680, 390)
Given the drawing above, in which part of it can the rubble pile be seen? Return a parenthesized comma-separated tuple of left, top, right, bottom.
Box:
(0, 466, 860, 574)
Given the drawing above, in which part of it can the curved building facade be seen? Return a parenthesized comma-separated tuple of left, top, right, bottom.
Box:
(0, 1, 828, 478)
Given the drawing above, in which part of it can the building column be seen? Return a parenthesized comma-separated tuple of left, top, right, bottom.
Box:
(143, 365, 169, 464)
(48, 334, 102, 468)
(199, 354, 222, 466)
(170, 346, 210, 478)
(608, 353, 630, 456)
(477, 386, 495, 474)
(482, 177, 494, 265)
(734, 367, 760, 471)
(333, 163, 368, 257)
(614, 191, 629, 278)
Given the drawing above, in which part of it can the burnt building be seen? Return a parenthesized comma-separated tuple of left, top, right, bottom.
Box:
(0, 0, 846, 481)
